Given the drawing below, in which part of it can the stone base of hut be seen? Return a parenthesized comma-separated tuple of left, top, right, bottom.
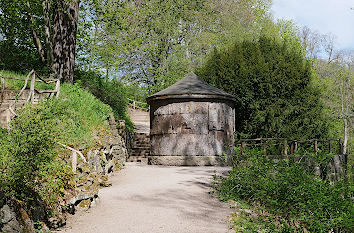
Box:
(148, 155, 230, 166)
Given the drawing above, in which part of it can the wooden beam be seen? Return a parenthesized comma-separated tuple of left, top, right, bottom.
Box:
(1, 75, 4, 91)
(30, 72, 36, 104)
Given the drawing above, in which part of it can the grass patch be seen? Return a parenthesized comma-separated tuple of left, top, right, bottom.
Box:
(215, 153, 353, 232)
(0, 70, 55, 90)
(75, 69, 134, 130)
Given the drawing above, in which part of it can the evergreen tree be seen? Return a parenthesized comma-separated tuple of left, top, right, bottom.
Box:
(196, 36, 328, 139)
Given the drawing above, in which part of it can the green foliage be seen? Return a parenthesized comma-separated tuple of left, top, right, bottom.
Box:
(0, 0, 48, 73)
(226, 200, 297, 232)
(74, 69, 133, 130)
(77, 0, 275, 96)
(0, 79, 113, 220)
(0, 41, 45, 73)
(196, 36, 328, 140)
(216, 153, 353, 232)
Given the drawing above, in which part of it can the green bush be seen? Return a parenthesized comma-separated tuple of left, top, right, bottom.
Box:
(75, 69, 133, 130)
(0, 102, 73, 217)
(0, 41, 46, 73)
(196, 36, 328, 140)
(0, 81, 114, 221)
(216, 153, 353, 232)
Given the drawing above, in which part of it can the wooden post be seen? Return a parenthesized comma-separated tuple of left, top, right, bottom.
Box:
(6, 109, 11, 128)
(314, 140, 318, 154)
(328, 140, 332, 153)
(55, 79, 60, 98)
(240, 141, 245, 156)
(72, 151, 77, 172)
(289, 142, 293, 154)
(1, 76, 4, 91)
(30, 72, 35, 103)
(283, 139, 288, 155)
(294, 141, 298, 153)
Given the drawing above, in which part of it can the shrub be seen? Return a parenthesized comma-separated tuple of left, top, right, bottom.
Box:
(0, 81, 114, 221)
(0, 103, 73, 218)
(74, 69, 133, 130)
(216, 153, 353, 232)
(196, 36, 328, 140)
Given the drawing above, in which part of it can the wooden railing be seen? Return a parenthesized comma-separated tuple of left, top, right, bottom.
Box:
(127, 98, 149, 112)
(0, 70, 60, 121)
(0, 70, 60, 104)
(236, 138, 344, 156)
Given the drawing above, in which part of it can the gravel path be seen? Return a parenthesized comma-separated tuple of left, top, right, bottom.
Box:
(56, 163, 233, 233)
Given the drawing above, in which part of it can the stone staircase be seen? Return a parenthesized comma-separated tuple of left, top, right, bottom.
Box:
(127, 108, 150, 163)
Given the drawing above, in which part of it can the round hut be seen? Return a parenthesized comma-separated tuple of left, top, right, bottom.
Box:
(146, 72, 236, 166)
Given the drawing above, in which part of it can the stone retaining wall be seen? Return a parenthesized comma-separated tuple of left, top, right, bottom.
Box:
(0, 115, 128, 232)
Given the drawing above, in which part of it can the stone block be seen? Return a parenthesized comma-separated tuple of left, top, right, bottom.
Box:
(148, 155, 229, 166)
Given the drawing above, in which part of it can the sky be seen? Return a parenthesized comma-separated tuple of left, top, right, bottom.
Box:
(271, 0, 354, 51)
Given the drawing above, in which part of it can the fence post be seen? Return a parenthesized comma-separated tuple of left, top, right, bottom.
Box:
(72, 151, 77, 172)
(30, 72, 35, 103)
(240, 141, 245, 156)
(294, 141, 298, 153)
(1, 75, 4, 92)
(55, 79, 60, 98)
(328, 140, 332, 153)
(314, 140, 318, 154)
(283, 139, 288, 155)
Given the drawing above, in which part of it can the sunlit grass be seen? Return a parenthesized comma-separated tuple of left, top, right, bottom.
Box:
(0, 70, 55, 90)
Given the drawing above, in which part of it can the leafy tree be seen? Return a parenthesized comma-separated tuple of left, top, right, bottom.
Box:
(315, 56, 353, 155)
(196, 36, 328, 139)
(0, 0, 79, 83)
(0, 0, 45, 71)
(77, 0, 274, 96)
(297, 25, 353, 156)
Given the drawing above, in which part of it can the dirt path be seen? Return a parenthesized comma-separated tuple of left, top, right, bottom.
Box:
(56, 163, 233, 233)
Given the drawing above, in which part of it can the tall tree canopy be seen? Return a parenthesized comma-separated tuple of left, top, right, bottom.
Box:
(77, 0, 274, 94)
(196, 36, 328, 140)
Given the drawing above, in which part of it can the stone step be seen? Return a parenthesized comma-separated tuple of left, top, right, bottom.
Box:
(132, 146, 150, 151)
(133, 145, 150, 148)
(130, 149, 149, 156)
(131, 149, 150, 153)
(127, 156, 148, 164)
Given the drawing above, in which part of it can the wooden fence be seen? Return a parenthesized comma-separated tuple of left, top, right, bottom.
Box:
(127, 98, 149, 112)
(0, 71, 87, 172)
(236, 138, 344, 156)
(0, 70, 60, 104)
(0, 70, 60, 126)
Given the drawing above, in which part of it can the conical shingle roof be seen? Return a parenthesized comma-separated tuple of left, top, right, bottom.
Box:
(147, 72, 235, 103)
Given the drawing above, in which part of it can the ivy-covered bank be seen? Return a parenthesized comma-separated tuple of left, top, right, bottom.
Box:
(0, 83, 128, 232)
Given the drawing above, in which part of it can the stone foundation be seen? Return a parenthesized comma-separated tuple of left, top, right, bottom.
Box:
(148, 155, 231, 166)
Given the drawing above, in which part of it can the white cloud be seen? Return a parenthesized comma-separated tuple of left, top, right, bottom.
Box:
(272, 0, 354, 50)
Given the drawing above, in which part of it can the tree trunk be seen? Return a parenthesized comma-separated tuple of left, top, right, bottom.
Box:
(43, 0, 53, 69)
(52, 0, 79, 83)
(343, 118, 348, 154)
(26, 2, 45, 63)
